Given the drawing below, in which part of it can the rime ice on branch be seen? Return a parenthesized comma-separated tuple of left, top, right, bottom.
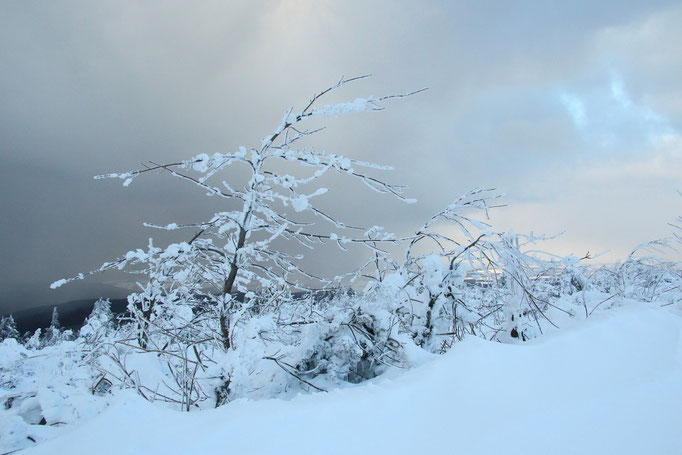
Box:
(53, 75, 425, 350)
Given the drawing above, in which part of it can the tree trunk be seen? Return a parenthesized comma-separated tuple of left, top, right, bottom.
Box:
(219, 224, 248, 350)
(219, 310, 231, 351)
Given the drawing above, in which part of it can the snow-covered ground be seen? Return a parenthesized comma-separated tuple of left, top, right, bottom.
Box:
(17, 304, 682, 455)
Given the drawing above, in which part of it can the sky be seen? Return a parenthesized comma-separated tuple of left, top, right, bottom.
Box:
(1, 0, 681, 314)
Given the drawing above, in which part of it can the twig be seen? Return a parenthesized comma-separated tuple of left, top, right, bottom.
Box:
(588, 294, 618, 316)
(263, 356, 327, 392)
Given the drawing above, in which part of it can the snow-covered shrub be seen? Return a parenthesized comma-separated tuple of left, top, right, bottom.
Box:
(283, 292, 407, 385)
(354, 189, 502, 350)
(0, 338, 112, 454)
(356, 189, 575, 348)
(185, 290, 411, 403)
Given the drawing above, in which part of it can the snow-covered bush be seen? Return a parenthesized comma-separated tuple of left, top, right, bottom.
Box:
(0, 338, 112, 453)
(357, 190, 581, 349)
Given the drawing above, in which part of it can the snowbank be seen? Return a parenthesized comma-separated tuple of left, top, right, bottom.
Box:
(20, 305, 682, 455)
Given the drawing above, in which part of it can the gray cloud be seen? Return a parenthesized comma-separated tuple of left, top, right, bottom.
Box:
(1, 0, 681, 314)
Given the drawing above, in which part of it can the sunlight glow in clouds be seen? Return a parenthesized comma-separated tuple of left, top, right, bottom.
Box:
(609, 75, 633, 109)
(558, 72, 676, 154)
(559, 92, 587, 130)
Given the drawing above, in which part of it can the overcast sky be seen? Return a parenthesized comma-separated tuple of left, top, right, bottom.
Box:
(1, 1, 681, 314)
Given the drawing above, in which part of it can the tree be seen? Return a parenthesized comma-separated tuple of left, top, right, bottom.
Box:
(50, 306, 60, 328)
(52, 76, 424, 352)
(0, 314, 19, 341)
(43, 307, 64, 346)
(80, 298, 115, 343)
(26, 328, 42, 349)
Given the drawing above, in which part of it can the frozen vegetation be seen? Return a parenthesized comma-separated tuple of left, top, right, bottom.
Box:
(4, 305, 681, 455)
(1, 77, 680, 454)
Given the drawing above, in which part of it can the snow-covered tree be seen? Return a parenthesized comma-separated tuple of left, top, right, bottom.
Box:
(50, 307, 60, 328)
(0, 315, 19, 341)
(53, 76, 422, 353)
(358, 189, 503, 348)
(42, 307, 62, 346)
(79, 298, 115, 344)
(25, 328, 42, 349)
(42, 307, 73, 346)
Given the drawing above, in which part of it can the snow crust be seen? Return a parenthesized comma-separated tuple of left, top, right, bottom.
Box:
(19, 305, 682, 455)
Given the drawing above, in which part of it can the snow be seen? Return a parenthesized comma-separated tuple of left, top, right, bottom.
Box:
(312, 98, 371, 117)
(18, 305, 682, 455)
(48, 279, 67, 289)
(191, 153, 211, 173)
(421, 254, 444, 292)
(291, 195, 309, 212)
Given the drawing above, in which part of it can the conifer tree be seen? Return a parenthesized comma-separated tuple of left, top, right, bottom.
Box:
(0, 315, 19, 341)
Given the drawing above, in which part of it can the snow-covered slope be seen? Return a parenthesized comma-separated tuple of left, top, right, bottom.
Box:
(22, 305, 682, 455)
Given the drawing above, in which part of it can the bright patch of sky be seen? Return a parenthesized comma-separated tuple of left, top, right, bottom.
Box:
(609, 75, 633, 109)
(558, 72, 677, 155)
(559, 92, 587, 130)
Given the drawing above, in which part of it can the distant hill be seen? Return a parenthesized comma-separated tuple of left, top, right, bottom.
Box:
(4, 298, 129, 335)
(0, 280, 132, 315)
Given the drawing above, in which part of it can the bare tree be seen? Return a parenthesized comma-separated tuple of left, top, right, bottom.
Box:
(53, 76, 424, 352)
